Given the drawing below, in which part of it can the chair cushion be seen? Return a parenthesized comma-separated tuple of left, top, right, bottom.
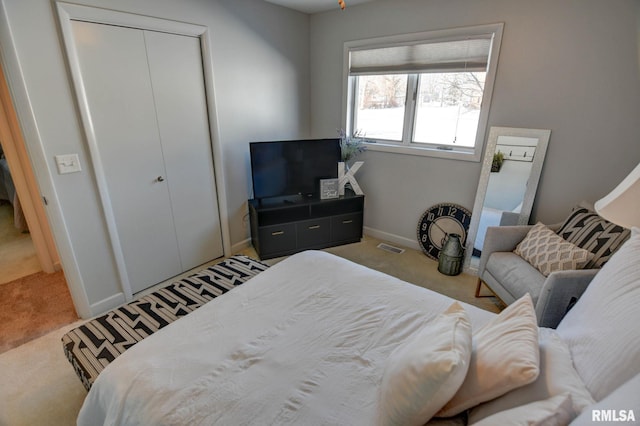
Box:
(557, 206, 630, 268)
(485, 252, 546, 303)
(557, 230, 640, 401)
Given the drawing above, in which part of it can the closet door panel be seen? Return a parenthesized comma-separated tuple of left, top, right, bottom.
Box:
(72, 21, 181, 292)
(144, 31, 224, 269)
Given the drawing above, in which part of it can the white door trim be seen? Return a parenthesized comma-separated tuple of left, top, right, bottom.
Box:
(56, 2, 230, 301)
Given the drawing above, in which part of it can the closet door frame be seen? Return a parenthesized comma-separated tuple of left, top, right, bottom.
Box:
(57, 2, 230, 301)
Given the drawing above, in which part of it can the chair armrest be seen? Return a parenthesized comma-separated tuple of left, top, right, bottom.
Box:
(478, 225, 533, 276)
(535, 269, 599, 328)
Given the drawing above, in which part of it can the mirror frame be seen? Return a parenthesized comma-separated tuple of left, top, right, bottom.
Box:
(464, 126, 551, 273)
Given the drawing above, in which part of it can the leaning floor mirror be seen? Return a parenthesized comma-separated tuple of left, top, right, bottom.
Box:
(464, 126, 551, 273)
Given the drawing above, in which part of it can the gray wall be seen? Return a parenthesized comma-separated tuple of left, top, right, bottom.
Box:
(310, 0, 640, 249)
(0, 0, 309, 316)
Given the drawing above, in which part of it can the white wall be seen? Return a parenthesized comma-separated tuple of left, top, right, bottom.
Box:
(310, 0, 640, 249)
(0, 0, 310, 316)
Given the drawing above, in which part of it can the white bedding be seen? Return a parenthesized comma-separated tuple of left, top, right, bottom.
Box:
(78, 251, 495, 425)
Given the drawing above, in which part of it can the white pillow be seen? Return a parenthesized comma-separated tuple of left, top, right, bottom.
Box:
(437, 294, 540, 417)
(571, 373, 640, 424)
(377, 302, 472, 426)
(468, 328, 595, 423)
(472, 393, 575, 426)
(556, 231, 640, 401)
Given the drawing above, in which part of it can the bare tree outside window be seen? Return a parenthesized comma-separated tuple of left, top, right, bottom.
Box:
(414, 71, 486, 147)
(354, 72, 485, 147)
(355, 74, 407, 141)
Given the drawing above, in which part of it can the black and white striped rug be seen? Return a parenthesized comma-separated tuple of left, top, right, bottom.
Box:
(62, 255, 269, 391)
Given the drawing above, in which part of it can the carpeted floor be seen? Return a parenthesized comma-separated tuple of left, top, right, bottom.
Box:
(0, 202, 41, 285)
(0, 270, 78, 354)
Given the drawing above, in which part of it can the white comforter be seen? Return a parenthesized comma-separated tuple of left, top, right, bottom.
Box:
(78, 251, 495, 425)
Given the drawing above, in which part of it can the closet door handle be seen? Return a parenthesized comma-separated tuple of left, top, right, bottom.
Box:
(156, 176, 165, 182)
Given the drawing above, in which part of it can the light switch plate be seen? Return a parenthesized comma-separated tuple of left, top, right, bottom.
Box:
(55, 154, 82, 174)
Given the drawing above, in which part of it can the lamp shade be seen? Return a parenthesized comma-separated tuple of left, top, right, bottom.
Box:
(594, 162, 640, 229)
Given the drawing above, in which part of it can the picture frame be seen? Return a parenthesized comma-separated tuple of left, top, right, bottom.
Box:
(320, 178, 339, 199)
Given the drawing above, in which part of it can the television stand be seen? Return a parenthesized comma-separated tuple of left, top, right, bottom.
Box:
(248, 193, 364, 260)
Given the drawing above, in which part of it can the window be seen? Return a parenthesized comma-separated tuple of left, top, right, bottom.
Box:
(343, 24, 503, 161)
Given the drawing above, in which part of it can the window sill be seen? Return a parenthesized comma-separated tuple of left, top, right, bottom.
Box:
(364, 141, 482, 162)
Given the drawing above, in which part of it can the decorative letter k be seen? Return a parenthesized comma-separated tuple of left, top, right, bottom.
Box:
(338, 161, 364, 195)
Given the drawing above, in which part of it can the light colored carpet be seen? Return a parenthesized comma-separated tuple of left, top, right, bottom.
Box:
(0, 237, 501, 425)
(0, 203, 41, 285)
(0, 321, 87, 426)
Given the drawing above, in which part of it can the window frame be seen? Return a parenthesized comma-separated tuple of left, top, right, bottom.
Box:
(342, 23, 504, 162)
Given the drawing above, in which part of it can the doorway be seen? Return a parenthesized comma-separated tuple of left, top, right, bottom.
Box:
(0, 61, 77, 352)
(0, 63, 60, 281)
(0, 165, 40, 285)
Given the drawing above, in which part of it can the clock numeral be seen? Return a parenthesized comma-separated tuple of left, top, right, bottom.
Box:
(419, 203, 471, 260)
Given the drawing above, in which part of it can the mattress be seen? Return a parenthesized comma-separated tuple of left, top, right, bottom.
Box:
(63, 255, 269, 391)
(78, 250, 495, 425)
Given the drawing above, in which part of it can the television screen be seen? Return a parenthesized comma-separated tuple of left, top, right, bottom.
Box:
(250, 139, 341, 200)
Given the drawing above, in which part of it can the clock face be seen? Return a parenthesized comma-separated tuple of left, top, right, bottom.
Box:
(417, 203, 472, 260)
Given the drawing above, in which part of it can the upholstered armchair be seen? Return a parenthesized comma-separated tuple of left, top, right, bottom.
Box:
(476, 204, 631, 328)
(476, 224, 599, 328)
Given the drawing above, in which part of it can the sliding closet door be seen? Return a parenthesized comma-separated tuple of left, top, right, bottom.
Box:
(72, 21, 182, 292)
(144, 31, 223, 270)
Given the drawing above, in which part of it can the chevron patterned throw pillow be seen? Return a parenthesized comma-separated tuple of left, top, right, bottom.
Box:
(515, 223, 594, 276)
(557, 206, 631, 268)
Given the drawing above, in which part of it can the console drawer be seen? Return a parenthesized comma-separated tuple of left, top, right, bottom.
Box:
(331, 213, 363, 242)
(297, 218, 331, 248)
(258, 223, 296, 256)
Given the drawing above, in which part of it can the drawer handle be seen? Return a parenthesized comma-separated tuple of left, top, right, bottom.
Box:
(271, 231, 285, 236)
(308, 225, 321, 230)
(342, 220, 354, 224)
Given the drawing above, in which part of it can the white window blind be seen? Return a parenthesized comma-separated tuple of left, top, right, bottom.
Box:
(349, 36, 493, 75)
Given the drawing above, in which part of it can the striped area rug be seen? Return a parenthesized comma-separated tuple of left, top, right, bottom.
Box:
(62, 255, 269, 391)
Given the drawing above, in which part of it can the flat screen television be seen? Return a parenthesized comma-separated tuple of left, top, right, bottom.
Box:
(250, 138, 341, 201)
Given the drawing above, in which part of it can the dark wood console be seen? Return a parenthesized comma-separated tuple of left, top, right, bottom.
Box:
(249, 193, 364, 260)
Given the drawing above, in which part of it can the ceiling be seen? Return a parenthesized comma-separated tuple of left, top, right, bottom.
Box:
(263, 0, 377, 14)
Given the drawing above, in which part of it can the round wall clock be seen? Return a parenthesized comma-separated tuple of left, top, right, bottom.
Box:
(417, 203, 472, 260)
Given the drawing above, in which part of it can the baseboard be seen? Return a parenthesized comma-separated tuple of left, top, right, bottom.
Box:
(231, 238, 252, 254)
(89, 292, 126, 317)
(363, 226, 421, 251)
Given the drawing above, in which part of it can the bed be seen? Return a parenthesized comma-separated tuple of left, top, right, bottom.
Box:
(77, 250, 495, 425)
